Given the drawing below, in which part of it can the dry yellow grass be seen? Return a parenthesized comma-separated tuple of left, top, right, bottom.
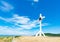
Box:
(12, 36, 60, 42)
(0, 37, 12, 42)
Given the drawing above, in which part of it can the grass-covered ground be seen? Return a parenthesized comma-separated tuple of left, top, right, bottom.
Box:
(0, 35, 21, 42)
(45, 33, 60, 37)
(0, 36, 13, 42)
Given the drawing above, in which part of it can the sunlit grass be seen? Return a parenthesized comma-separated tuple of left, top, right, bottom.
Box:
(0, 36, 13, 42)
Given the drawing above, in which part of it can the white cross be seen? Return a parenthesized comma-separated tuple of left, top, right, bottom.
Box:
(40, 13, 45, 20)
(36, 13, 45, 37)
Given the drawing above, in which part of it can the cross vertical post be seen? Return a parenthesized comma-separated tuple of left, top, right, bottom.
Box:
(36, 13, 45, 37)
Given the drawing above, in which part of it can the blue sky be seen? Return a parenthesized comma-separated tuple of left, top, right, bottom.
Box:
(0, 0, 60, 35)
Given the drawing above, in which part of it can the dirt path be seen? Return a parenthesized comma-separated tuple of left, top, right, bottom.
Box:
(12, 36, 60, 42)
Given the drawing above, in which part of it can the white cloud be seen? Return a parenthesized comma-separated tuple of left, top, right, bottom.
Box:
(42, 23, 49, 26)
(0, 1, 14, 12)
(0, 14, 49, 29)
(44, 26, 60, 34)
(33, 0, 39, 2)
(18, 24, 36, 29)
(12, 14, 30, 24)
(0, 26, 32, 35)
(0, 14, 49, 35)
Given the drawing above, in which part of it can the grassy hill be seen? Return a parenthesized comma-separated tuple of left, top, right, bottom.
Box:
(45, 33, 60, 37)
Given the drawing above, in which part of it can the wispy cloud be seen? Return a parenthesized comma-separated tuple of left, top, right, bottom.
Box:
(0, 14, 49, 29)
(0, 1, 14, 12)
(44, 26, 60, 34)
(0, 26, 33, 35)
(0, 14, 49, 35)
(33, 0, 39, 2)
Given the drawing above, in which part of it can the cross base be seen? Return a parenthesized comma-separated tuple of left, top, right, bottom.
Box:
(36, 31, 45, 37)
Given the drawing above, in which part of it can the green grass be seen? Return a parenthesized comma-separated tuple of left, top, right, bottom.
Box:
(45, 33, 60, 37)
